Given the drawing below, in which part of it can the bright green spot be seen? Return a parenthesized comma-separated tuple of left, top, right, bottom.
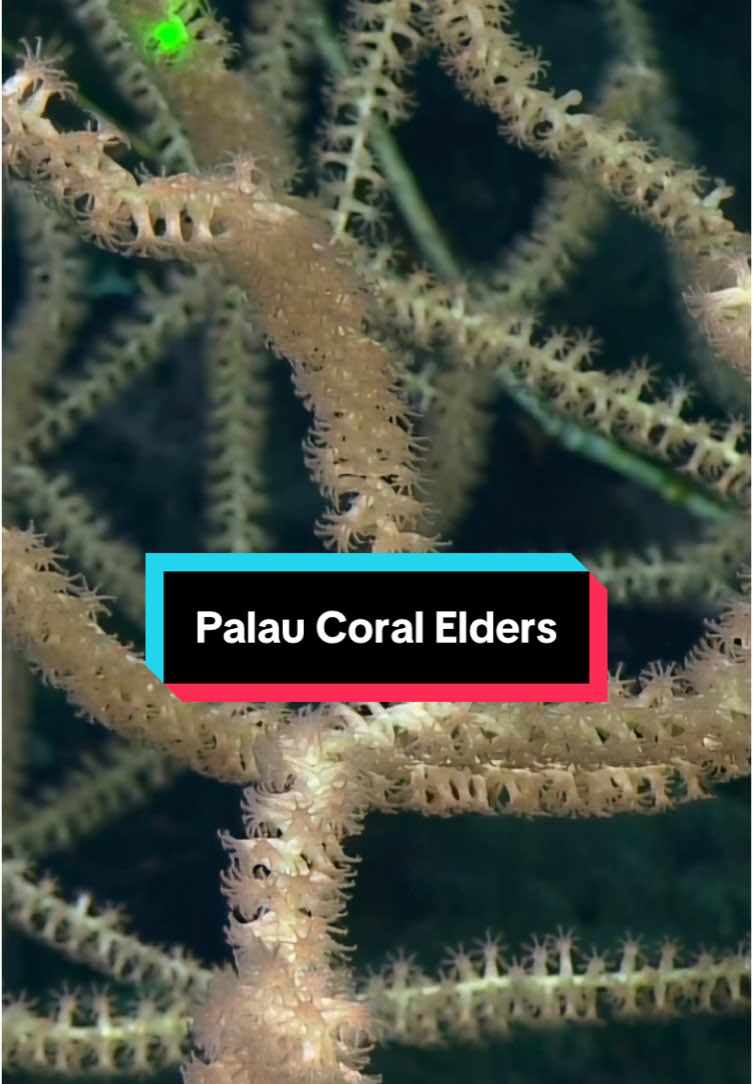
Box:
(148, 14, 190, 57)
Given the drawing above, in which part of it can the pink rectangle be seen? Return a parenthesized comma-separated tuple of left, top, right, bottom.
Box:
(168, 678, 607, 703)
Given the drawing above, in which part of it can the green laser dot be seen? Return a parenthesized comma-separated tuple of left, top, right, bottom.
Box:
(149, 15, 190, 56)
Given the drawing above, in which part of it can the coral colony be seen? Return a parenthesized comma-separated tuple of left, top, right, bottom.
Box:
(2, 1, 750, 1082)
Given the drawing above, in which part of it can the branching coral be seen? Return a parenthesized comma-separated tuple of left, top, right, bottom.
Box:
(2, 1, 750, 1082)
